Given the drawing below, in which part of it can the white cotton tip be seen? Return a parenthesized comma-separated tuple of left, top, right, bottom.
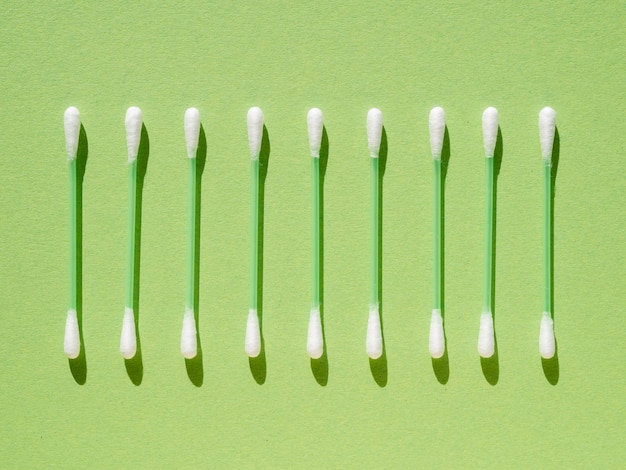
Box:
(245, 308, 261, 357)
(482, 107, 498, 157)
(64, 308, 80, 359)
(539, 313, 555, 359)
(184, 107, 201, 159)
(429, 309, 445, 359)
(307, 108, 324, 158)
(120, 307, 137, 359)
(539, 107, 556, 162)
(64, 107, 81, 160)
(125, 107, 143, 163)
(247, 107, 264, 160)
(366, 304, 383, 359)
(307, 306, 324, 359)
(366, 108, 383, 158)
(429, 107, 446, 160)
(180, 308, 197, 359)
(477, 311, 495, 358)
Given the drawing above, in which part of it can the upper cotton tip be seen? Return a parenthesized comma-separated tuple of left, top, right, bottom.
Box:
(307, 108, 324, 158)
(366, 108, 383, 158)
(482, 107, 499, 157)
(125, 106, 143, 163)
(539, 107, 557, 161)
(64, 107, 81, 160)
(429, 106, 446, 159)
(184, 107, 201, 159)
(247, 107, 264, 160)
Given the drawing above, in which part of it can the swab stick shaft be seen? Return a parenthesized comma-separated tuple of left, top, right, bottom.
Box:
(311, 157, 320, 309)
(483, 157, 494, 313)
(125, 161, 137, 310)
(186, 157, 197, 311)
(68, 159, 77, 312)
(370, 157, 379, 307)
(543, 161, 552, 315)
(433, 159, 442, 310)
(249, 159, 259, 311)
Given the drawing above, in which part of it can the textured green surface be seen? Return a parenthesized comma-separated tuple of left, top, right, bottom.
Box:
(1, 1, 625, 467)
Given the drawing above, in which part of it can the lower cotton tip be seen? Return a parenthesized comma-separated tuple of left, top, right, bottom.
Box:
(120, 307, 137, 359)
(181, 308, 197, 359)
(64, 309, 80, 359)
(429, 309, 445, 359)
(366, 304, 383, 359)
(307, 306, 324, 359)
(539, 314, 556, 359)
(477, 312, 495, 358)
(245, 309, 261, 357)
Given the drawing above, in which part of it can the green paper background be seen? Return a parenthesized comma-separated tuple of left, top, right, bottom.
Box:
(1, 1, 625, 467)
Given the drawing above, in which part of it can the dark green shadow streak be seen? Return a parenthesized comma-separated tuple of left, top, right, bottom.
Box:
(370, 127, 388, 387)
(432, 126, 450, 384)
(481, 127, 503, 386)
(311, 127, 329, 386)
(249, 126, 270, 384)
(542, 128, 560, 385)
(69, 124, 88, 385)
(185, 125, 207, 386)
(125, 124, 149, 386)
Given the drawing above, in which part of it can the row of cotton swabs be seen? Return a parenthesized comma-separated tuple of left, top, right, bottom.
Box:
(62, 106, 557, 362)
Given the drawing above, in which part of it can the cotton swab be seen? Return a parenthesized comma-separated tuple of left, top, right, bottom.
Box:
(478, 106, 498, 358)
(120, 106, 142, 359)
(538, 107, 557, 359)
(366, 108, 383, 359)
(64, 106, 81, 359)
(307, 108, 324, 359)
(181, 108, 201, 359)
(245, 107, 264, 357)
(429, 107, 446, 359)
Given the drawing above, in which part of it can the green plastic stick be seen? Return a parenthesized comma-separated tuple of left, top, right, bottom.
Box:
(186, 157, 197, 311)
(370, 156, 379, 307)
(433, 159, 442, 310)
(249, 158, 259, 311)
(483, 157, 494, 313)
(542, 160, 552, 315)
(125, 161, 137, 310)
(311, 157, 320, 308)
(68, 159, 77, 311)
